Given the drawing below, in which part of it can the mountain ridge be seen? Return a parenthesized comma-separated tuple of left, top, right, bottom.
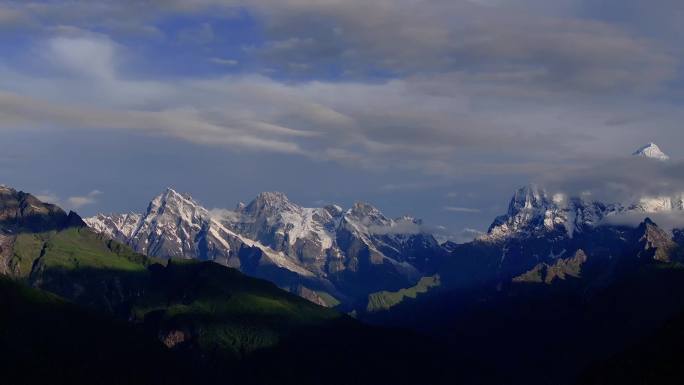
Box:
(86, 188, 446, 308)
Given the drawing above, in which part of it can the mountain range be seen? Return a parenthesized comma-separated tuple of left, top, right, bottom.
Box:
(0, 184, 457, 385)
(85, 143, 683, 309)
(85, 189, 445, 309)
(6, 143, 684, 384)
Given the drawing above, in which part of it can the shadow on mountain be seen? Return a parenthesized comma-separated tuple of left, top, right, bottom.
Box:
(581, 308, 684, 384)
(14, 257, 490, 385)
(0, 276, 192, 385)
(364, 253, 684, 384)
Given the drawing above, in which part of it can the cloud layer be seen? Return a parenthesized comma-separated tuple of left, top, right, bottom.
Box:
(0, 0, 683, 241)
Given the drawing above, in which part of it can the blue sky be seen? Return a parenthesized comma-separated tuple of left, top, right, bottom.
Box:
(1, 0, 684, 242)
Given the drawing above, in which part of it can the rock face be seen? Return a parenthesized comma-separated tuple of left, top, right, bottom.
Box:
(86, 188, 446, 307)
(0, 185, 86, 274)
(0, 185, 84, 233)
(635, 218, 678, 262)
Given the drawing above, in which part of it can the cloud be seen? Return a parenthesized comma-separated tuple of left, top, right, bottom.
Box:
(539, 156, 684, 204)
(0, 36, 590, 176)
(601, 212, 684, 232)
(177, 22, 214, 44)
(243, 0, 675, 92)
(35, 191, 60, 205)
(34, 190, 102, 210)
(45, 34, 117, 79)
(1, 1, 676, 92)
(433, 227, 485, 244)
(0, 1, 682, 184)
(66, 190, 103, 209)
(444, 206, 482, 213)
(366, 220, 424, 236)
(210, 57, 239, 66)
(208, 208, 242, 222)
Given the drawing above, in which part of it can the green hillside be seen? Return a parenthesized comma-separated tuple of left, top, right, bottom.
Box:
(1, 225, 455, 384)
(366, 275, 441, 312)
(7, 226, 342, 358)
(131, 259, 342, 358)
(10, 227, 150, 276)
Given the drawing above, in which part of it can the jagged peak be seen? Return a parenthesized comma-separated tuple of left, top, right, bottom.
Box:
(160, 187, 197, 202)
(247, 191, 293, 209)
(513, 183, 544, 198)
(254, 191, 290, 204)
(633, 143, 670, 161)
(148, 187, 203, 214)
(349, 201, 382, 215)
(243, 191, 296, 215)
(508, 183, 550, 213)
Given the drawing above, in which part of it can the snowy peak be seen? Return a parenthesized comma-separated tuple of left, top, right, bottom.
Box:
(243, 191, 294, 215)
(347, 202, 388, 224)
(146, 187, 208, 227)
(508, 184, 549, 214)
(149, 187, 201, 211)
(633, 143, 670, 161)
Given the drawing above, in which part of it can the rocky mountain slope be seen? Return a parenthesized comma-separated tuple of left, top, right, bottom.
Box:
(86, 189, 446, 308)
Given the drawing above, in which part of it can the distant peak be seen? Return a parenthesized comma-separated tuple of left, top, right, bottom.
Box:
(254, 191, 290, 204)
(245, 192, 292, 213)
(149, 187, 200, 212)
(351, 201, 378, 211)
(633, 143, 670, 161)
(349, 201, 384, 218)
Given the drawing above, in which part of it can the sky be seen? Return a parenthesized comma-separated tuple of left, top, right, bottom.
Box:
(1, 0, 684, 242)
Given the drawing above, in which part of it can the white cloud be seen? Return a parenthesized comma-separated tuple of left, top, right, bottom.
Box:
(0, 3, 681, 182)
(601, 212, 684, 233)
(46, 35, 117, 79)
(444, 206, 482, 213)
(33, 189, 102, 210)
(35, 191, 60, 204)
(209, 57, 239, 66)
(433, 227, 485, 244)
(66, 190, 102, 209)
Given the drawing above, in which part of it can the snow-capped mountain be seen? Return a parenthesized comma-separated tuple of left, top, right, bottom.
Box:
(482, 143, 681, 242)
(482, 184, 609, 241)
(86, 188, 317, 277)
(86, 189, 445, 307)
(633, 142, 670, 161)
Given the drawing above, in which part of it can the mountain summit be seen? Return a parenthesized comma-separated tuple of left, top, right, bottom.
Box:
(633, 142, 670, 161)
